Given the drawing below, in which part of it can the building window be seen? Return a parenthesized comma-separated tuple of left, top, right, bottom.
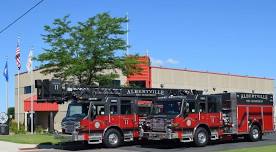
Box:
(24, 86, 32, 94)
(129, 81, 146, 88)
(99, 80, 121, 87)
(111, 80, 121, 87)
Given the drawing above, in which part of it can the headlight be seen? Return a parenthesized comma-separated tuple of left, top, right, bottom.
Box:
(144, 120, 151, 127)
(172, 123, 180, 128)
(61, 122, 66, 127)
(165, 124, 172, 133)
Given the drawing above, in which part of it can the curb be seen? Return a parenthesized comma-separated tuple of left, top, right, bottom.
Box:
(18, 147, 39, 151)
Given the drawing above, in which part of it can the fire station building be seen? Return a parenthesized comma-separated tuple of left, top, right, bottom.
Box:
(14, 56, 275, 131)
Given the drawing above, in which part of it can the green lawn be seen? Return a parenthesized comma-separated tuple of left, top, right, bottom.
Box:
(221, 145, 276, 152)
(0, 134, 61, 144)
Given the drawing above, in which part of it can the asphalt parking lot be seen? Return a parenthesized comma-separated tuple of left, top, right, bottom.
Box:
(35, 134, 276, 152)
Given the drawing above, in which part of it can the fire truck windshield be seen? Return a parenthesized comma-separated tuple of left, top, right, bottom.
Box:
(151, 100, 182, 116)
(67, 104, 89, 118)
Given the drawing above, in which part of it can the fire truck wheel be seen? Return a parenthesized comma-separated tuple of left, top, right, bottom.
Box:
(248, 125, 261, 142)
(103, 128, 123, 148)
(194, 127, 209, 147)
(140, 138, 149, 146)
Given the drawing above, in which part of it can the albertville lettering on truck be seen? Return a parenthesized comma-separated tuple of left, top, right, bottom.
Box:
(126, 89, 165, 95)
(237, 93, 273, 104)
(240, 93, 268, 100)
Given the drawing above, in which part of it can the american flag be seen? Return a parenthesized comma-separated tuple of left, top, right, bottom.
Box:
(15, 40, 21, 70)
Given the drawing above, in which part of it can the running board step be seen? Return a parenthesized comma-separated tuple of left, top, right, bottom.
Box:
(211, 134, 219, 140)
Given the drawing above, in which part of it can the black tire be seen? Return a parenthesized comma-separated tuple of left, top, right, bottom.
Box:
(103, 128, 123, 148)
(232, 134, 238, 142)
(139, 138, 149, 146)
(194, 127, 209, 147)
(248, 125, 261, 142)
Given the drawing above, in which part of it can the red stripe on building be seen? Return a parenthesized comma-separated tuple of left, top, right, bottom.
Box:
(24, 96, 58, 112)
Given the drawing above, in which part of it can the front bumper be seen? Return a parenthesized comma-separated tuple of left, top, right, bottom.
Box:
(54, 131, 84, 142)
(72, 131, 85, 141)
(142, 131, 178, 140)
(73, 131, 103, 144)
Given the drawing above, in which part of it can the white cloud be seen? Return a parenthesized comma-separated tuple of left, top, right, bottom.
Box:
(166, 58, 179, 65)
(150, 57, 179, 66)
(151, 58, 164, 66)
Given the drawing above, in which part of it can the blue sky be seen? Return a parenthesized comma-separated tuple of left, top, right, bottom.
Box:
(0, 0, 275, 111)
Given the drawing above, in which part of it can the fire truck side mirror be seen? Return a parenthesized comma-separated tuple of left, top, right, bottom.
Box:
(182, 100, 189, 117)
(92, 105, 96, 119)
(185, 103, 190, 113)
(88, 104, 97, 120)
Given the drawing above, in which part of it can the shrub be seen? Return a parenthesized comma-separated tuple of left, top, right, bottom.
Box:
(35, 125, 44, 134)
(9, 120, 26, 134)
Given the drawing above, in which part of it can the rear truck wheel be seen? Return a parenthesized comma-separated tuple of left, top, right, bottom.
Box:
(248, 125, 261, 142)
(194, 127, 209, 147)
(232, 134, 238, 142)
(103, 128, 123, 148)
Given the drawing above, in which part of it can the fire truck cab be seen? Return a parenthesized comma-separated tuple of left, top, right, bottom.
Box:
(141, 92, 274, 147)
(73, 96, 143, 147)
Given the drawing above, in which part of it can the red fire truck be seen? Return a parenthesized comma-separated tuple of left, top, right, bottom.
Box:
(35, 79, 199, 147)
(141, 92, 274, 147)
(43, 84, 196, 148)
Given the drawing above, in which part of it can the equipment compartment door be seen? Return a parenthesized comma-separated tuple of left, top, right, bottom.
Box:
(237, 106, 248, 133)
(263, 107, 273, 132)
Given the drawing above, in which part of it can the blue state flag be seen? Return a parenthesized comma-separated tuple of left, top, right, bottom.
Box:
(3, 61, 8, 82)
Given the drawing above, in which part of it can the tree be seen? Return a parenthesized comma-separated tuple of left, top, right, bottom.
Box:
(36, 13, 141, 85)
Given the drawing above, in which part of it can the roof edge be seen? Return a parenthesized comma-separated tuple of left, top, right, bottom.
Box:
(151, 66, 274, 81)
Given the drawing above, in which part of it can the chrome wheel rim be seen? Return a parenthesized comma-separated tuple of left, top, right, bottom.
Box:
(108, 133, 119, 145)
(252, 128, 259, 139)
(198, 132, 207, 144)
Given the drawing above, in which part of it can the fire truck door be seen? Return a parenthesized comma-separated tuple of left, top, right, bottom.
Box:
(198, 102, 208, 121)
(206, 99, 221, 127)
(107, 98, 120, 126)
(198, 101, 220, 126)
(119, 99, 136, 129)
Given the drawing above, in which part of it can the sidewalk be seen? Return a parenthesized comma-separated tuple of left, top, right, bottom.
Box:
(0, 141, 37, 152)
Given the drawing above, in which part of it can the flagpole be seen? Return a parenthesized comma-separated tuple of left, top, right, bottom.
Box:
(6, 75, 8, 113)
(30, 48, 34, 134)
(17, 69, 20, 130)
(30, 69, 33, 134)
(16, 37, 21, 131)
